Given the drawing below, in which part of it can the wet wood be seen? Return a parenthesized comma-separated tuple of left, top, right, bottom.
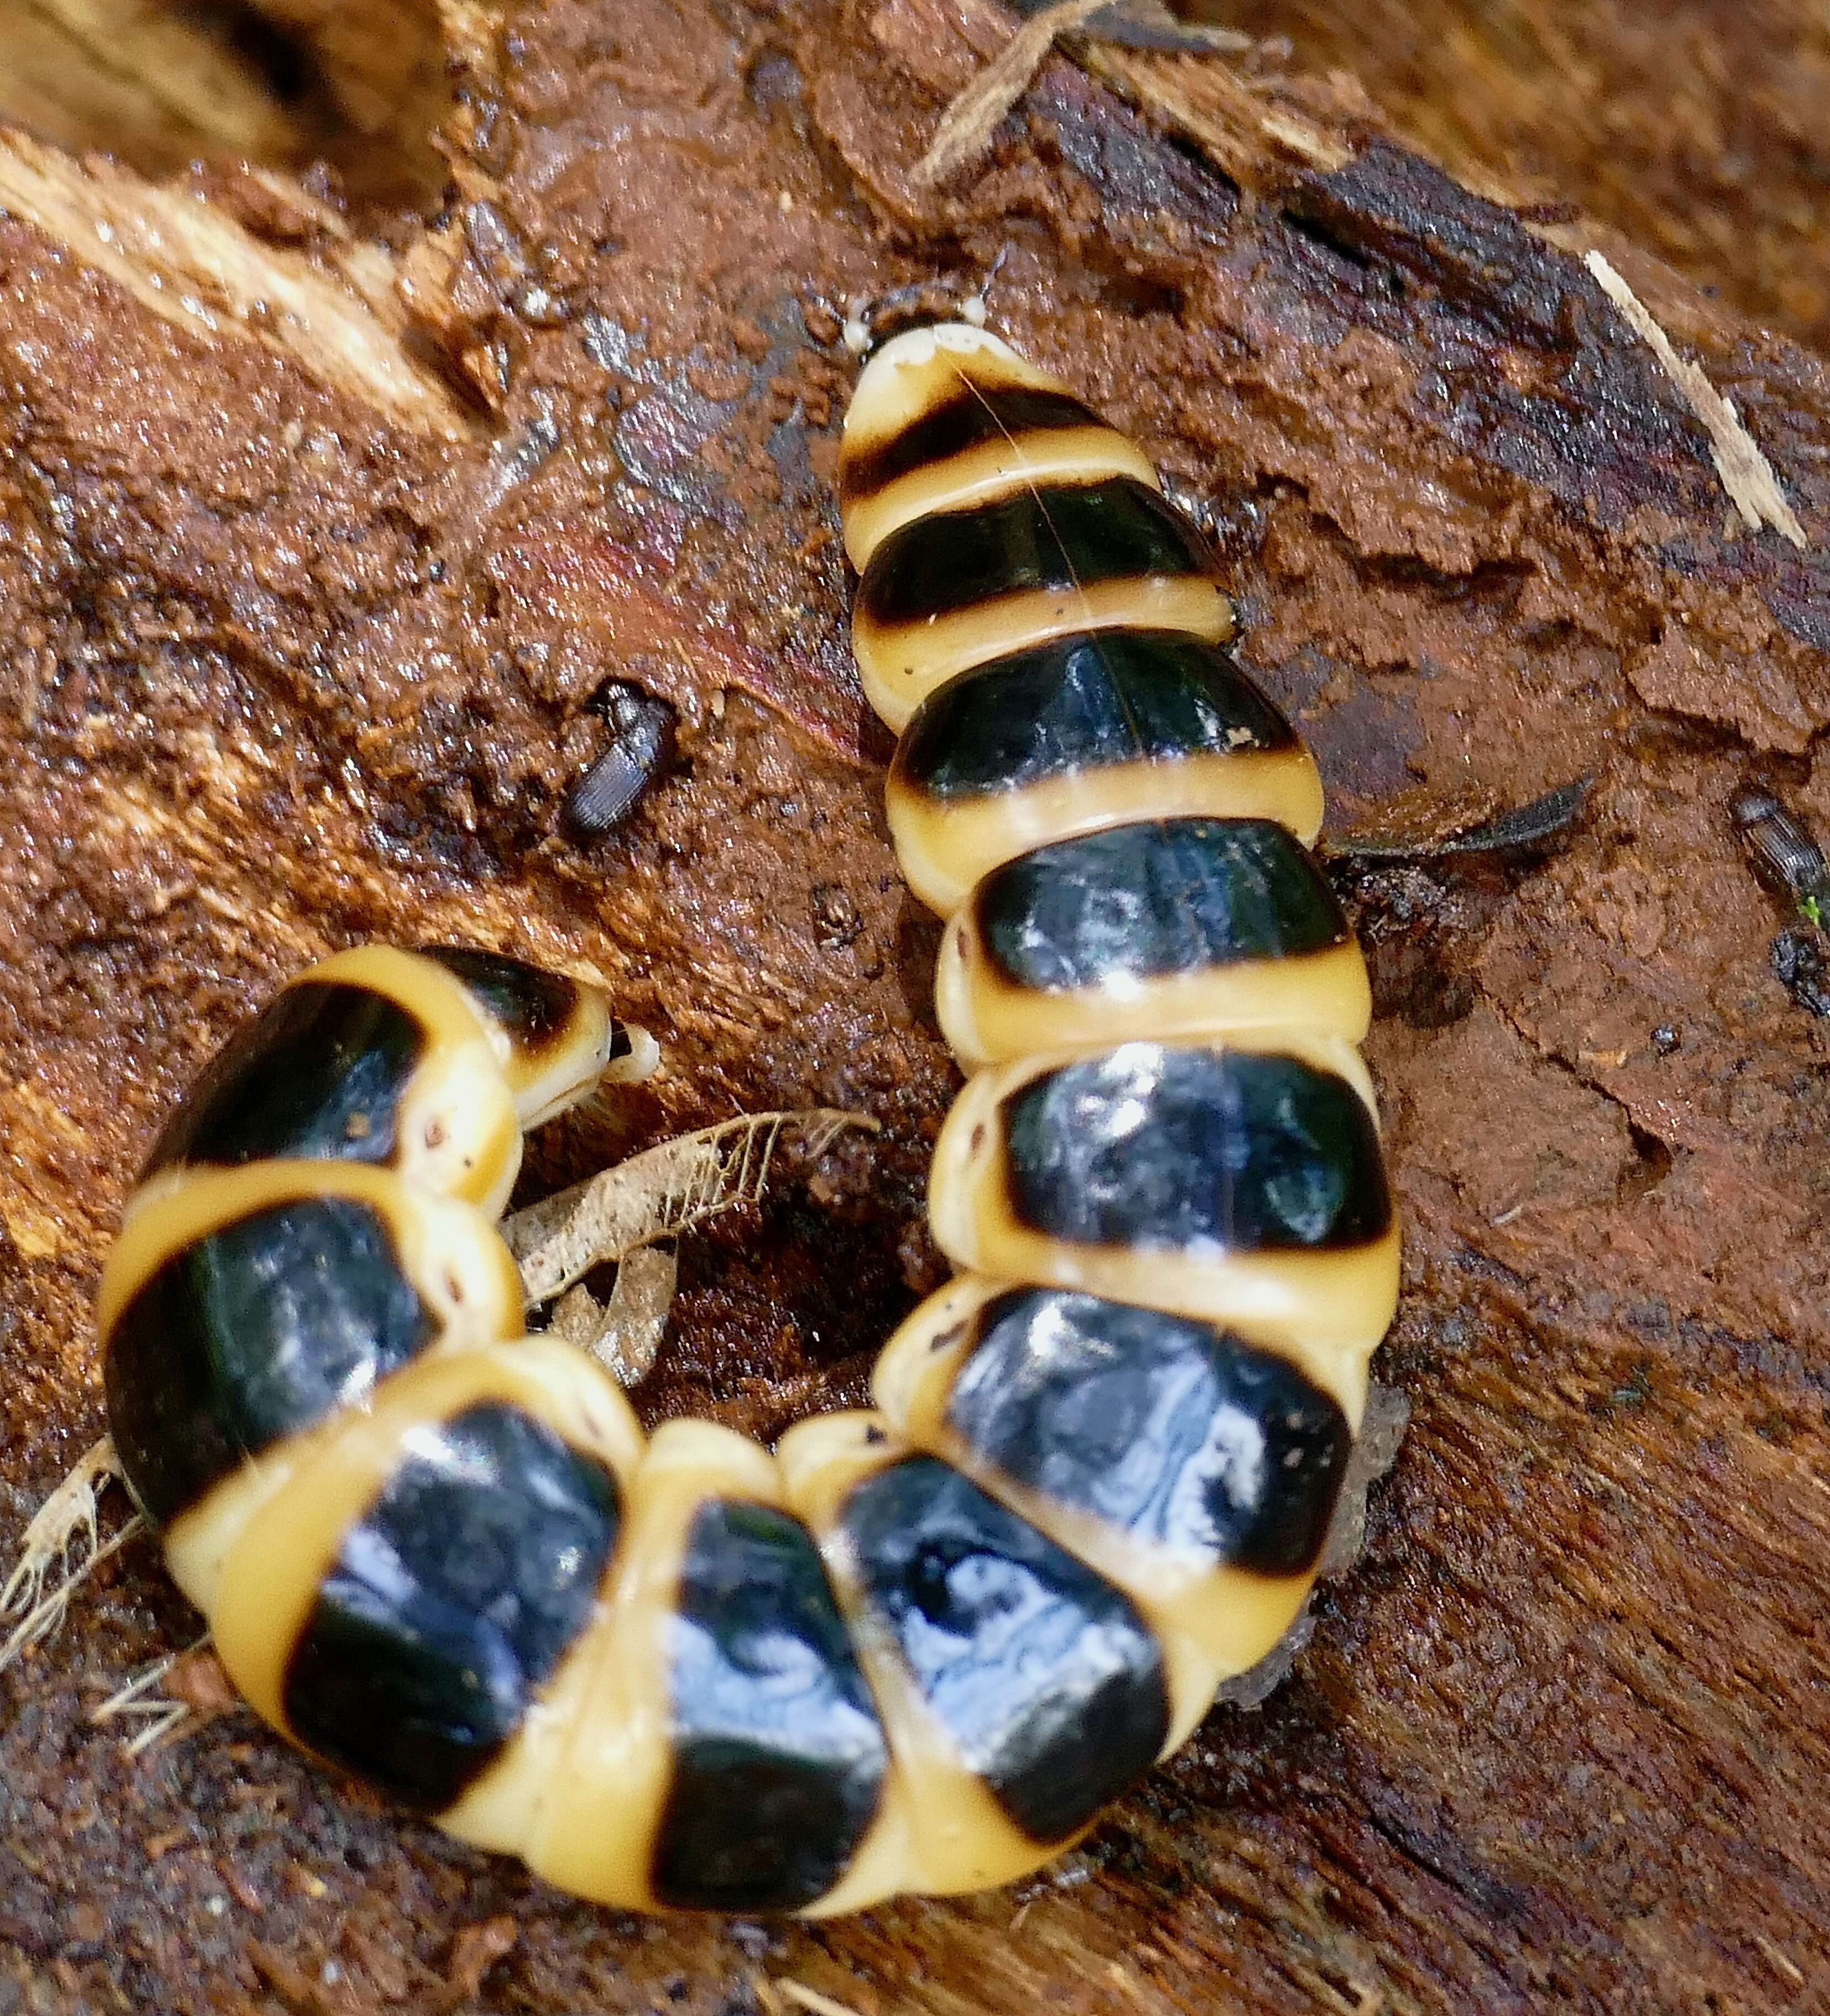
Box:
(0, 2, 1827, 2011)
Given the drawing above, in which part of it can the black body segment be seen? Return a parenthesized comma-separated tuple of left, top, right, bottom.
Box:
(1004, 1044, 1392, 1255)
(946, 1289, 1352, 1577)
(840, 384, 1105, 506)
(420, 947, 598, 1063)
(841, 1456, 1168, 1843)
(653, 1500, 888, 1912)
(104, 1195, 438, 1526)
(143, 983, 423, 1178)
(858, 480, 1214, 630)
(974, 818, 1351, 994)
(894, 631, 1297, 803)
(282, 1402, 620, 1813)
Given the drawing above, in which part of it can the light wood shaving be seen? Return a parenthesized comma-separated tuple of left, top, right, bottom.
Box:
(0, 0, 299, 166)
(503, 1109, 874, 1306)
(1078, 41, 1349, 175)
(549, 1245, 679, 1385)
(775, 1982, 868, 2016)
(0, 129, 473, 439)
(911, 0, 1110, 187)
(1586, 250, 1807, 549)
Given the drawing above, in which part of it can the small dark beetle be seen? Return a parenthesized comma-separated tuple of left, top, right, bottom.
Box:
(565, 682, 677, 838)
(1730, 782, 1830, 923)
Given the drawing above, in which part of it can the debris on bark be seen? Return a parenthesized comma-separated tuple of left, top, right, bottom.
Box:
(911, 0, 1109, 185)
(504, 1110, 876, 1306)
(1585, 249, 1808, 547)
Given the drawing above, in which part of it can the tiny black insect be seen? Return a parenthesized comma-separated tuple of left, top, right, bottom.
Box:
(1730, 781, 1830, 922)
(565, 681, 677, 838)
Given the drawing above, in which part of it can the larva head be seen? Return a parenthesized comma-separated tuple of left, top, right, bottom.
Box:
(837, 322, 1158, 571)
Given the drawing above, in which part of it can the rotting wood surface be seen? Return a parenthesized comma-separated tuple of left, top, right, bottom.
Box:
(1, 0, 1829, 2009)
(1209, 0, 1830, 354)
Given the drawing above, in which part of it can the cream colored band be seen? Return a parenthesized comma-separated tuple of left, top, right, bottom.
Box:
(870, 1277, 1349, 1716)
(779, 1411, 1073, 1893)
(779, 1412, 1221, 1882)
(99, 1158, 525, 1352)
(203, 1338, 643, 1741)
(508, 995, 660, 1133)
(935, 928, 1372, 1070)
(841, 323, 1031, 433)
(887, 746, 1326, 916)
(285, 945, 524, 1216)
(927, 1035, 1397, 1363)
(523, 1419, 919, 1916)
(842, 428, 1160, 574)
(855, 576, 1235, 735)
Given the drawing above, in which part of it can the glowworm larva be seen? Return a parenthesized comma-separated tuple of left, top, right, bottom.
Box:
(97, 323, 1397, 1914)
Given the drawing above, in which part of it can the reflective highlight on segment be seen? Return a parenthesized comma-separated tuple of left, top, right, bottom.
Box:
(284, 1400, 622, 1810)
(840, 1456, 1170, 1844)
(942, 1288, 1354, 1579)
(887, 629, 1322, 912)
(936, 817, 1370, 1063)
(654, 1498, 888, 1912)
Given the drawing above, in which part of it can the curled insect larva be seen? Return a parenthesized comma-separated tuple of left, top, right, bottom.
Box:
(94, 317, 1403, 1922)
(565, 681, 677, 838)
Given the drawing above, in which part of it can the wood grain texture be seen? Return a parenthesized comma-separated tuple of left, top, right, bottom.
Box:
(1208, 0, 1830, 350)
(0, 0, 302, 172)
(0, 0, 450, 211)
(0, 1, 1828, 2009)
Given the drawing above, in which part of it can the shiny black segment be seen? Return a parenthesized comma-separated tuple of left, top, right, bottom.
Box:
(842, 1457, 1168, 1843)
(1003, 1044, 1392, 1254)
(858, 477, 1211, 628)
(653, 1500, 887, 1912)
(841, 384, 1104, 504)
(894, 631, 1294, 803)
(947, 1289, 1351, 1577)
(976, 818, 1349, 994)
(421, 947, 582, 1060)
(104, 1195, 436, 1527)
(284, 1403, 620, 1813)
(143, 983, 422, 1177)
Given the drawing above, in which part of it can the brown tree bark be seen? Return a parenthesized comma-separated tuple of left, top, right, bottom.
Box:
(1209, 0, 1830, 353)
(1, 2, 1828, 2010)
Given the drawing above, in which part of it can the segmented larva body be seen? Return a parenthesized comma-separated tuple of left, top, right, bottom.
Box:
(96, 325, 1397, 1919)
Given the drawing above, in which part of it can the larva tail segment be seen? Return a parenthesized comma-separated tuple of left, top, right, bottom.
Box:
(89, 939, 930, 1914)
